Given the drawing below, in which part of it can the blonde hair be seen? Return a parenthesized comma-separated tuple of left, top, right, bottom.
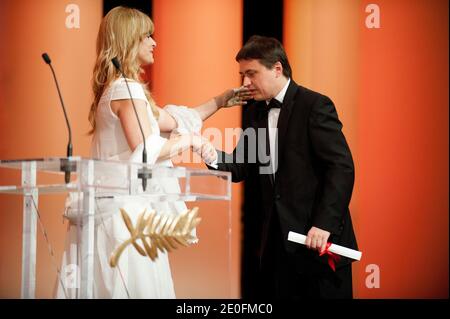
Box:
(88, 6, 159, 134)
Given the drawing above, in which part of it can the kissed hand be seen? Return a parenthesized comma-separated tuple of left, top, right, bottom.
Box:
(214, 86, 252, 108)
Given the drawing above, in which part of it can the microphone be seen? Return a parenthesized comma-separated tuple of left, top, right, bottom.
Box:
(111, 57, 150, 191)
(41, 52, 75, 183)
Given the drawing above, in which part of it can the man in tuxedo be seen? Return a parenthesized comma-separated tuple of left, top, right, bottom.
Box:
(204, 35, 358, 298)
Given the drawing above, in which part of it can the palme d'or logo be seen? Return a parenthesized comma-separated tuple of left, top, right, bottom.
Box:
(110, 207, 201, 267)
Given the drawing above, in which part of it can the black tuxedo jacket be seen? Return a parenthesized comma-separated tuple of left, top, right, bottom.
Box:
(213, 80, 358, 269)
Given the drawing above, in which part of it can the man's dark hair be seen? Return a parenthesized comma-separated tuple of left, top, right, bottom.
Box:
(236, 35, 292, 78)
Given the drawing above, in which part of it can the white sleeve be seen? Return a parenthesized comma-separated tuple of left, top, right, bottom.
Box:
(111, 79, 147, 101)
(109, 79, 165, 163)
(163, 104, 202, 134)
(128, 134, 168, 165)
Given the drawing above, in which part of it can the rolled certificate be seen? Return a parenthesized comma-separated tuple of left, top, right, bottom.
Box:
(287, 231, 362, 261)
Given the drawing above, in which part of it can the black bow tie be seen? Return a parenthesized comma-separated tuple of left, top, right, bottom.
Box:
(267, 98, 282, 110)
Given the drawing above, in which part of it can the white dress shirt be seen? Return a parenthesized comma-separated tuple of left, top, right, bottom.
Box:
(267, 78, 290, 177)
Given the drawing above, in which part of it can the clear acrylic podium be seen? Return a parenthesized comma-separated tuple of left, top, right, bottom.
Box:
(0, 157, 232, 299)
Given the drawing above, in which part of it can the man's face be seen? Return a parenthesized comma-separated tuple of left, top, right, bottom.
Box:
(239, 59, 278, 101)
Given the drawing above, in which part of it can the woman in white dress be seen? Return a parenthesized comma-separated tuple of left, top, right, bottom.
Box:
(55, 6, 248, 298)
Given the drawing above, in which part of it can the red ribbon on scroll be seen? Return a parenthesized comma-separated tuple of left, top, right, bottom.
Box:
(320, 242, 341, 271)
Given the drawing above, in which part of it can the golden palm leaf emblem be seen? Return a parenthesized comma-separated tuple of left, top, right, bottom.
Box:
(110, 207, 201, 267)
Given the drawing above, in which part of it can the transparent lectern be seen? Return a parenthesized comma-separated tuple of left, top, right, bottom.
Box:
(0, 157, 232, 299)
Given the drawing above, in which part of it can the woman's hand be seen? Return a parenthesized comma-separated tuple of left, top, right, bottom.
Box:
(214, 86, 252, 109)
(190, 133, 203, 153)
(190, 133, 217, 164)
(199, 140, 217, 164)
(194, 86, 253, 122)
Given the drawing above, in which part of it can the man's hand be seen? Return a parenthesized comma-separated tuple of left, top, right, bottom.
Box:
(305, 226, 331, 253)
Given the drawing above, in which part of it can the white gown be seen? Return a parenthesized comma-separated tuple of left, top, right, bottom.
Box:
(55, 78, 202, 299)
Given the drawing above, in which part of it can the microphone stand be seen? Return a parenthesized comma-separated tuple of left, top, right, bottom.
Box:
(41, 53, 76, 183)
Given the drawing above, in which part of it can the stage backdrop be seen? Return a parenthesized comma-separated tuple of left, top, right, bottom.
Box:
(0, 0, 102, 298)
(285, 0, 448, 298)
